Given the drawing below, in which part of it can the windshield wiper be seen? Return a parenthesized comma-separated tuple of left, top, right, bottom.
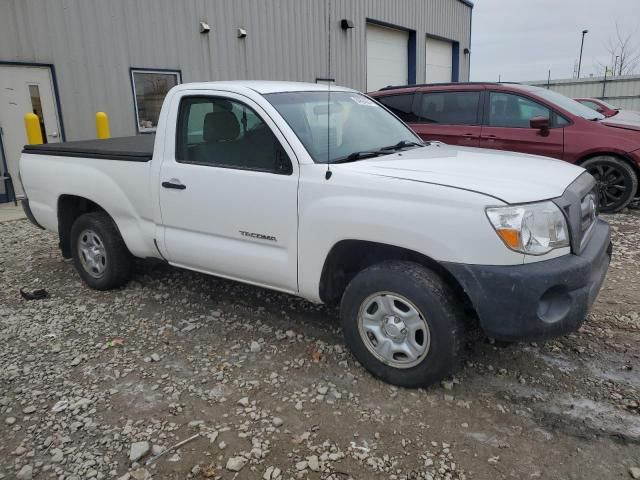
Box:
(331, 140, 425, 164)
(331, 151, 385, 164)
(379, 140, 425, 151)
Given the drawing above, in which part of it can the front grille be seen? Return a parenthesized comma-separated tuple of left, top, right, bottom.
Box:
(552, 172, 598, 254)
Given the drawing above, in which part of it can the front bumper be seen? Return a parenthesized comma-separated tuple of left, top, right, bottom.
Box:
(442, 219, 611, 342)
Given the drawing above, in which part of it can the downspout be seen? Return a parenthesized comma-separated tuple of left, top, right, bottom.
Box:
(467, 4, 473, 80)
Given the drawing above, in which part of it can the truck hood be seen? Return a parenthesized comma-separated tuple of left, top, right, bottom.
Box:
(337, 144, 584, 204)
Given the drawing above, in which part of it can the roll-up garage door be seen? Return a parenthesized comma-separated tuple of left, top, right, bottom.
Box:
(426, 37, 453, 83)
(366, 23, 409, 91)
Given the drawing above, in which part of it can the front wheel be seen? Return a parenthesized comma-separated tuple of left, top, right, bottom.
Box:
(581, 156, 638, 213)
(340, 261, 465, 388)
(70, 212, 133, 290)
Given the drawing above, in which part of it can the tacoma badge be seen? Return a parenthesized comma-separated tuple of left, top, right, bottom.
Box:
(239, 231, 277, 242)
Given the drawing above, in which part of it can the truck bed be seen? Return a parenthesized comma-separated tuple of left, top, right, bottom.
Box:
(23, 135, 155, 162)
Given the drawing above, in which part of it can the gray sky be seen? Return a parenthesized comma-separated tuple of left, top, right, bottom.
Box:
(470, 0, 640, 82)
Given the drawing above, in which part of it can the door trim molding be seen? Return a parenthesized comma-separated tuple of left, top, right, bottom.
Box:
(0, 61, 66, 141)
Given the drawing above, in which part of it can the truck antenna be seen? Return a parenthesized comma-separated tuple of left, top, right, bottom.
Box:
(325, 0, 332, 180)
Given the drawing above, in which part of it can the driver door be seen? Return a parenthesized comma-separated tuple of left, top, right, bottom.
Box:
(157, 91, 299, 292)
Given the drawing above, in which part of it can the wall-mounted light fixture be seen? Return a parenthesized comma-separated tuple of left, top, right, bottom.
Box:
(341, 19, 354, 30)
(463, 47, 470, 55)
(199, 21, 210, 34)
(315, 77, 336, 85)
(237, 27, 247, 38)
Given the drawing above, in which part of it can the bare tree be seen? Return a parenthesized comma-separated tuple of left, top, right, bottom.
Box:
(599, 22, 640, 76)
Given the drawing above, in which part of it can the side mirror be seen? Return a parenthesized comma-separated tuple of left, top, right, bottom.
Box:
(530, 116, 550, 135)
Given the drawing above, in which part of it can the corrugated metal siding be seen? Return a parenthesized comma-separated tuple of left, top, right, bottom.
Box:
(528, 75, 640, 111)
(0, 0, 472, 140)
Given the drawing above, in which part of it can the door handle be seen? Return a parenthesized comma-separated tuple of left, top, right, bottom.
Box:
(482, 134, 498, 139)
(462, 133, 475, 137)
(48, 131, 60, 138)
(162, 180, 186, 190)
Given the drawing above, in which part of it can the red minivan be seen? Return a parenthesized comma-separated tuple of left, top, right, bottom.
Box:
(370, 83, 640, 212)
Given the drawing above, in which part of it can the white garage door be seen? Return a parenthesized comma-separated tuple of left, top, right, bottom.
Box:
(366, 24, 408, 92)
(426, 37, 453, 83)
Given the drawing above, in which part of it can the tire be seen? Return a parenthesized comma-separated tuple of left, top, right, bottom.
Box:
(581, 156, 638, 213)
(340, 261, 465, 388)
(70, 212, 133, 290)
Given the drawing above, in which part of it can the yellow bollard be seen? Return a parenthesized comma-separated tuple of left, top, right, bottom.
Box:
(24, 113, 43, 145)
(96, 112, 111, 139)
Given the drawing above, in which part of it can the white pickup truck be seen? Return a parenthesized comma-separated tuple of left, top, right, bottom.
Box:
(19, 81, 612, 387)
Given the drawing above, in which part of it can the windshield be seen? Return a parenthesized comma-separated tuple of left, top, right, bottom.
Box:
(597, 99, 618, 110)
(534, 88, 605, 120)
(265, 91, 421, 163)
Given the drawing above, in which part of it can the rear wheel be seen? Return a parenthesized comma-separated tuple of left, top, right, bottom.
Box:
(70, 212, 133, 290)
(340, 261, 464, 387)
(581, 156, 638, 213)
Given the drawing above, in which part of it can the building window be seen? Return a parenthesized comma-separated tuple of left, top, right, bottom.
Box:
(131, 69, 181, 133)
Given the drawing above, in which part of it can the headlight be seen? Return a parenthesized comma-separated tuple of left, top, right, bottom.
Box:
(486, 201, 569, 255)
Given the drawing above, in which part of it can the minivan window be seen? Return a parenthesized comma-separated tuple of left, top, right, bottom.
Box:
(376, 94, 419, 122)
(554, 112, 570, 127)
(488, 92, 552, 128)
(417, 91, 480, 125)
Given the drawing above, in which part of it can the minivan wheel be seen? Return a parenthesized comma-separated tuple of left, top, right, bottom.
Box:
(70, 212, 133, 290)
(340, 261, 464, 388)
(581, 156, 638, 213)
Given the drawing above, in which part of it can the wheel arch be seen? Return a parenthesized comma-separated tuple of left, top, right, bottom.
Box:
(57, 195, 123, 259)
(577, 151, 640, 178)
(318, 239, 477, 320)
(577, 152, 640, 210)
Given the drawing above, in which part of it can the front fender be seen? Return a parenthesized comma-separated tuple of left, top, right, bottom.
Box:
(296, 169, 524, 302)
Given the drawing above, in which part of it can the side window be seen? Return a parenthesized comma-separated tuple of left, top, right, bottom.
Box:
(176, 96, 292, 174)
(554, 112, 569, 127)
(417, 91, 480, 125)
(376, 94, 418, 122)
(488, 92, 552, 128)
(579, 100, 600, 111)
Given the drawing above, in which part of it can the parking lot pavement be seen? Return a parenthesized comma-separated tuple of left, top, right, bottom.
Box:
(1, 212, 639, 480)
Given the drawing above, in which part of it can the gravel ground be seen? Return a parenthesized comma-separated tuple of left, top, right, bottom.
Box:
(1, 212, 639, 480)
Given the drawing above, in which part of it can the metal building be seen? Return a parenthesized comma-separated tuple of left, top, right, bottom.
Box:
(527, 74, 640, 111)
(0, 0, 473, 202)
